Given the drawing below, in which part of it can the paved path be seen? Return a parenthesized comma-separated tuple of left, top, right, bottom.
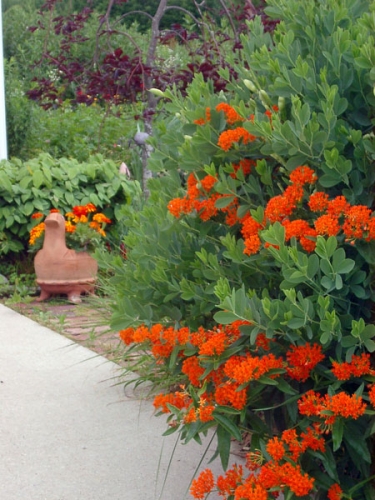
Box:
(0, 304, 239, 500)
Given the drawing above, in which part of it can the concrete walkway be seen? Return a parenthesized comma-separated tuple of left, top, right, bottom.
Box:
(0, 304, 241, 500)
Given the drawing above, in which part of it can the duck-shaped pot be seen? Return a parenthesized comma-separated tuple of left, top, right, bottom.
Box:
(34, 212, 98, 303)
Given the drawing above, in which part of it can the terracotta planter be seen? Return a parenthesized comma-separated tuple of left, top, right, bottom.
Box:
(34, 212, 98, 303)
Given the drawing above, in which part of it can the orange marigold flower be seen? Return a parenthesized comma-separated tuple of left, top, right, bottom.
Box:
(327, 483, 343, 500)
(190, 469, 215, 499)
(50, 208, 60, 213)
(266, 436, 285, 462)
(308, 191, 329, 212)
(93, 213, 112, 224)
(29, 222, 45, 245)
(286, 343, 325, 382)
(31, 212, 44, 219)
(65, 221, 76, 233)
(289, 165, 317, 186)
(89, 221, 105, 237)
(216, 102, 244, 124)
(217, 127, 256, 151)
(314, 215, 340, 236)
(327, 196, 350, 217)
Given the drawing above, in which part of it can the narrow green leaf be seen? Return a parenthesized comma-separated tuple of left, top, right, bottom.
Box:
(214, 413, 242, 442)
(332, 418, 344, 451)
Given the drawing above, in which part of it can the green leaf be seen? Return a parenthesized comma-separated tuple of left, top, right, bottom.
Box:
(0, 171, 13, 193)
(364, 339, 375, 352)
(332, 418, 344, 451)
(216, 424, 231, 471)
(214, 413, 242, 442)
(214, 311, 239, 324)
(215, 196, 236, 209)
(32, 170, 44, 189)
(307, 254, 319, 279)
(287, 317, 305, 329)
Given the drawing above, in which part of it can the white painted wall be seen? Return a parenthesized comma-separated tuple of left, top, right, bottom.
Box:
(0, 0, 8, 160)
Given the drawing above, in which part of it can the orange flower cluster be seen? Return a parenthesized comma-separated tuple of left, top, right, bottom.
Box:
(224, 352, 284, 384)
(193, 107, 211, 125)
(230, 158, 255, 179)
(167, 172, 239, 223)
(217, 127, 257, 151)
(286, 343, 325, 382)
(298, 390, 367, 425)
(191, 434, 319, 500)
(29, 221, 46, 245)
(216, 102, 245, 124)
(368, 384, 375, 408)
(327, 483, 343, 500)
(153, 391, 191, 413)
(331, 352, 374, 380)
(311, 194, 375, 242)
(29, 204, 111, 246)
(241, 165, 318, 255)
(190, 469, 215, 500)
(194, 102, 244, 127)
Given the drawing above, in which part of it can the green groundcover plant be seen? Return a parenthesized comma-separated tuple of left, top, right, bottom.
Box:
(0, 153, 141, 257)
(112, 0, 375, 498)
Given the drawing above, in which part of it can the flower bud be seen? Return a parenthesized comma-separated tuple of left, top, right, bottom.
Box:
(259, 90, 271, 108)
(243, 79, 257, 92)
(148, 88, 165, 97)
(184, 135, 193, 140)
(278, 96, 286, 111)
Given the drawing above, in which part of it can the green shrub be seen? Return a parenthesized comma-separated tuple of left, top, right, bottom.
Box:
(0, 153, 141, 257)
(4, 59, 34, 158)
(110, 1, 375, 498)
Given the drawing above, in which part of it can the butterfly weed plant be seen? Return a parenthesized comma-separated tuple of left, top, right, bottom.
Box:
(111, 0, 375, 498)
